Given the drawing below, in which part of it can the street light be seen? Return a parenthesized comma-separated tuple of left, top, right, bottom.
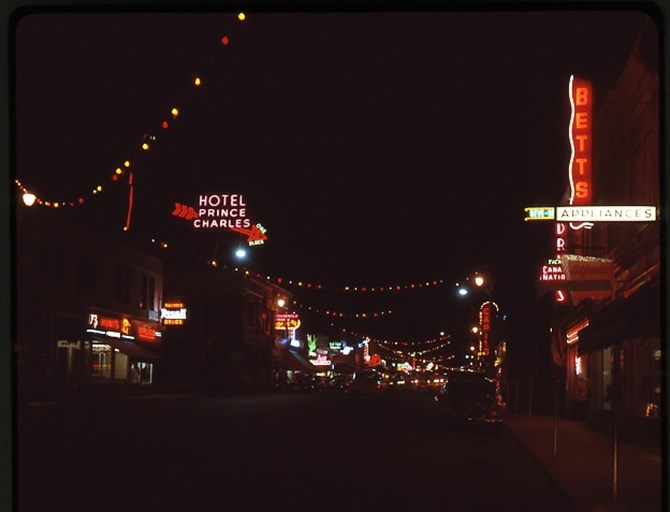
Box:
(22, 191, 37, 207)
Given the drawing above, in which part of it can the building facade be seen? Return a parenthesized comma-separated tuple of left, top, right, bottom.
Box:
(160, 259, 289, 393)
(15, 208, 164, 404)
(555, 35, 661, 445)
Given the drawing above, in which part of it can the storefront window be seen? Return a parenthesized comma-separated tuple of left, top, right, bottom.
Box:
(137, 361, 153, 384)
(92, 343, 112, 379)
(114, 351, 129, 380)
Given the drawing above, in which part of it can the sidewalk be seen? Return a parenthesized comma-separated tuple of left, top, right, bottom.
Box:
(505, 413, 664, 512)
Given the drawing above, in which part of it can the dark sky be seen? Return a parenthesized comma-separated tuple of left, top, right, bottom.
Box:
(12, 7, 659, 345)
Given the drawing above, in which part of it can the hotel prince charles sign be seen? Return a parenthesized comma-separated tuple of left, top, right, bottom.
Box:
(171, 193, 268, 245)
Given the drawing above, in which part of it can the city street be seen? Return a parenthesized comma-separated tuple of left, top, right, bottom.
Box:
(7, 9, 664, 512)
(17, 391, 575, 512)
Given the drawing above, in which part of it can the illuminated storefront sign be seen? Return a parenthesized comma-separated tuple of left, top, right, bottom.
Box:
(569, 76, 593, 213)
(311, 354, 331, 366)
(554, 222, 567, 303)
(161, 301, 188, 326)
(526, 206, 657, 223)
(171, 193, 268, 245)
(478, 301, 498, 357)
(540, 258, 566, 282)
(524, 207, 555, 221)
(87, 313, 161, 342)
(556, 206, 656, 222)
(194, 194, 250, 229)
(275, 313, 301, 331)
(134, 321, 160, 342)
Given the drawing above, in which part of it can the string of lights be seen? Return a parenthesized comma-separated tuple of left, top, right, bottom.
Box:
(341, 327, 453, 350)
(294, 302, 393, 320)
(280, 278, 447, 293)
(225, 266, 471, 296)
(15, 12, 247, 230)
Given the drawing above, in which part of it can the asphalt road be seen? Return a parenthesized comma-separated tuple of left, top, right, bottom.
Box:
(16, 391, 575, 512)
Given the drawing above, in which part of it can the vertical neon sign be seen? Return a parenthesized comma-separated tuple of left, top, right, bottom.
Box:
(568, 75, 594, 230)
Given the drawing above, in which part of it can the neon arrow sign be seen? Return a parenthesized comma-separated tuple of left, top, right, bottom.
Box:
(230, 224, 268, 245)
(171, 193, 269, 245)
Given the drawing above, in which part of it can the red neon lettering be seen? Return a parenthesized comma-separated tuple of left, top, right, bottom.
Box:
(99, 317, 120, 330)
(575, 134, 589, 152)
(575, 181, 589, 198)
(575, 112, 589, 129)
(574, 158, 589, 175)
(570, 77, 592, 207)
(575, 87, 589, 106)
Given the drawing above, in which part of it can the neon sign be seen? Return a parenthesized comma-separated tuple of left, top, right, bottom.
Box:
(568, 75, 593, 230)
(195, 194, 250, 229)
(161, 301, 188, 326)
(171, 194, 268, 245)
(556, 206, 656, 222)
(311, 354, 331, 366)
(275, 313, 301, 331)
(524, 207, 555, 221)
(87, 313, 161, 342)
(540, 258, 566, 282)
(134, 321, 160, 342)
(478, 301, 498, 357)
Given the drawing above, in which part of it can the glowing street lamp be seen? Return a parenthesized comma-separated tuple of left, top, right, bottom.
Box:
(22, 191, 37, 207)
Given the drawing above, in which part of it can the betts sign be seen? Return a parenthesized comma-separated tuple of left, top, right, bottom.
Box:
(569, 76, 593, 229)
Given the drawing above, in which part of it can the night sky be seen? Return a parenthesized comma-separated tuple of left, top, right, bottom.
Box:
(12, 7, 659, 349)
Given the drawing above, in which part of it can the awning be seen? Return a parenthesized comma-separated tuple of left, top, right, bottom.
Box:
(560, 254, 615, 303)
(283, 350, 316, 372)
(105, 339, 161, 362)
(578, 283, 661, 354)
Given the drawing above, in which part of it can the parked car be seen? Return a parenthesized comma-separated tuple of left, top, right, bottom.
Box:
(346, 370, 383, 398)
(434, 370, 505, 430)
